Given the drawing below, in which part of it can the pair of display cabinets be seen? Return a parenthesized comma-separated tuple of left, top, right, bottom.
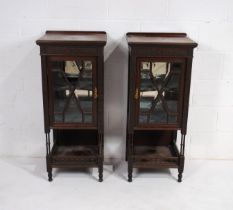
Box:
(36, 31, 197, 182)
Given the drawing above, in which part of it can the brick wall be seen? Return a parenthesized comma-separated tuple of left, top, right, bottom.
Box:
(0, 0, 233, 159)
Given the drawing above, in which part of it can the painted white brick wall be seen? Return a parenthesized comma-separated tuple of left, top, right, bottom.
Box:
(0, 0, 233, 159)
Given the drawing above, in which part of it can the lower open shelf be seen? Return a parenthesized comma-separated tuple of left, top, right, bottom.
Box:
(133, 145, 179, 168)
(50, 145, 99, 167)
(53, 145, 98, 157)
(130, 130, 180, 168)
(49, 129, 100, 168)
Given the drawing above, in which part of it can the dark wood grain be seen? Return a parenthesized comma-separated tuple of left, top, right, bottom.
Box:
(126, 32, 197, 182)
(36, 31, 106, 182)
(127, 32, 197, 47)
(36, 31, 107, 46)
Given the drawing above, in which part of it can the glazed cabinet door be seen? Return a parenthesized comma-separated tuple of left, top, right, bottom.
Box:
(135, 58, 185, 128)
(48, 56, 97, 128)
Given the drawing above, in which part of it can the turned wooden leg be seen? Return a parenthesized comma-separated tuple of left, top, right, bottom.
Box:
(178, 172, 182, 182)
(48, 168, 52, 182)
(98, 133, 103, 182)
(128, 164, 132, 182)
(98, 163, 103, 182)
(45, 132, 52, 182)
(178, 134, 185, 182)
(178, 155, 184, 182)
(46, 155, 52, 182)
(128, 133, 133, 182)
(178, 165, 183, 182)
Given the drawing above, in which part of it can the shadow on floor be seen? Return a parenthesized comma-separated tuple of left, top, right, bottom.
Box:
(1, 157, 99, 182)
(113, 161, 178, 182)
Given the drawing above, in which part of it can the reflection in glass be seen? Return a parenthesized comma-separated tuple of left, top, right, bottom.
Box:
(139, 61, 181, 124)
(52, 59, 93, 124)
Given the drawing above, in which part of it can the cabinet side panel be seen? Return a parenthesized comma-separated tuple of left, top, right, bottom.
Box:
(41, 55, 50, 133)
(181, 57, 193, 134)
(97, 49, 104, 133)
(127, 49, 137, 133)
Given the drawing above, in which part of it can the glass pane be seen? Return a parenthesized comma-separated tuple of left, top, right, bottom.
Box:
(139, 61, 181, 124)
(51, 59, 93, 124)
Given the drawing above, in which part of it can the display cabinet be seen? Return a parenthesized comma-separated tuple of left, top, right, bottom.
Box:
(126, 33, 197, 182)
(36, 31, 106, 181)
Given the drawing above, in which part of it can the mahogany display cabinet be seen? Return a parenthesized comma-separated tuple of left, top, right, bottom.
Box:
(126, 33, 197, 182)
(36, 31, 106, 182)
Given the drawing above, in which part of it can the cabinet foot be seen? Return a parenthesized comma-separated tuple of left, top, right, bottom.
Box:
(48, 170, 52, 182)
(98, 165, 103, 182)
(178, 155, 184, 183)
(178, 173, 182, 182)
(128, 169, 132, 182)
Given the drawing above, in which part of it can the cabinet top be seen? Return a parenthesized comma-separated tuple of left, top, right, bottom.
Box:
(126, 32, 198, 47)
(36, 31, 107, 46)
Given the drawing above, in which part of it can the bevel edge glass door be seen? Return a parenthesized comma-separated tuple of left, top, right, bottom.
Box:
(48, 56, 97, 127)
(136, 58, 184, 127)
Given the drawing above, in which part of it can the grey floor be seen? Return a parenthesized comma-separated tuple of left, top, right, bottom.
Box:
(0, 158, 232, 210)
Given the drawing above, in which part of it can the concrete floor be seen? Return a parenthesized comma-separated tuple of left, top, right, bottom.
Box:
(0, 158, 232, 210)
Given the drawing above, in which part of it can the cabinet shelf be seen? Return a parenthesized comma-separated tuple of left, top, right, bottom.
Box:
(53, 145, 98, 157)
(133, 145, 179, 168)
(51, 145, 99, 166)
